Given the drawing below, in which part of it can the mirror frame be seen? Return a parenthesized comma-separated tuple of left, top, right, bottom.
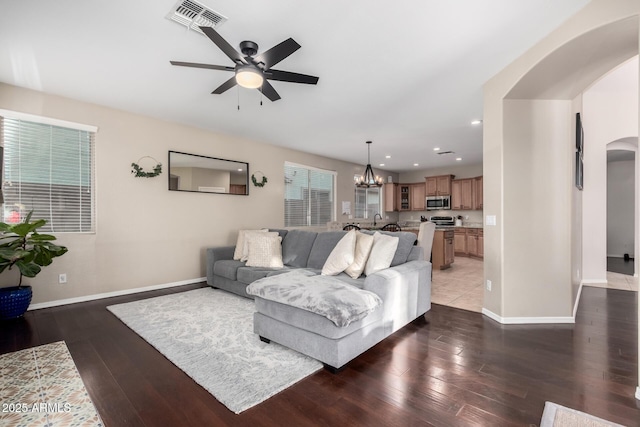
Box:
(168, 150, 250, 195)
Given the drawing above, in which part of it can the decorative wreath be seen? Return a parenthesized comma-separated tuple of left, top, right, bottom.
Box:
(251, 172, 268, 187)
(131, 156, 162, 178)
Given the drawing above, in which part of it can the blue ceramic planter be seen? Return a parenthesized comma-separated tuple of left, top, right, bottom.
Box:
(0, 286, 32, 319)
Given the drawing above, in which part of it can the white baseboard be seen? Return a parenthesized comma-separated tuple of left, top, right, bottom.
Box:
(636, 386, 640, 401)
(28, 277, 207, 311)
(581, 279, 608, 285)
(482, 308, 574, 324)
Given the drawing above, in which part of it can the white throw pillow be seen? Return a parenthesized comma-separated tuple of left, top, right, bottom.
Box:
(245, 234, 284, 268)
(242, 231, 279, 262)
(364, 232, 399, 276)
(344, 231, 375, 279)
(233, 229, 268, 260)
(321, 230, 357, 276)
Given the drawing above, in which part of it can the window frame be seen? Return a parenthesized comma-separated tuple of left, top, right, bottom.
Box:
(284, 161, 337, 227)
(0, 109, 98, 234)
(353, 175, 384, 219)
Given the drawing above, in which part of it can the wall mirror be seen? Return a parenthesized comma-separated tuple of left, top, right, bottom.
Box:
(168, 151, 249, 195)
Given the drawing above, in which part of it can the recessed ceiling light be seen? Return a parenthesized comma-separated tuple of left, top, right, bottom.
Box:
(413, 163, 419, 167)
(379, 163, 385, 166)
(385, 155, 391, 159)
(471, 120, 483, 125)
(433, 147, 440, 151)
(455, 157, 462, 161)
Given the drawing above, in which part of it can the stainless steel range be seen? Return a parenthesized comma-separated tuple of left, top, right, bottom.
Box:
(428, 215, 455, 229)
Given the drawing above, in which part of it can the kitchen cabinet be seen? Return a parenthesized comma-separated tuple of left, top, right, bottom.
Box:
(473, 176, 483, 209)
(454, 228, 467, 255)
(451, 176, 483, 210)
(452, 178, 473, 210)
(425, 175, 454, 196)
(410, 183, 426, 211)
(384, 183, 398, 212)
(398, 185, 411, 210)
(454, 228, 483, 259)
(432, 229, 454, 270)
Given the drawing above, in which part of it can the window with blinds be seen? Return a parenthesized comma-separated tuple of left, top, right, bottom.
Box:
(284, 162, 335, 227)
(354, 185, 381, 219)
(0, 115, 95, 232)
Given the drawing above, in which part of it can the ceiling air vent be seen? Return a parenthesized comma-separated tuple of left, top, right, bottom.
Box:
(437, 151, 455, 155)
(166, 0, 228, 35)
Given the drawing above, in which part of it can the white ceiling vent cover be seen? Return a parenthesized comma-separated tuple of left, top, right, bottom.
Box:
(166, 0, 228, 35)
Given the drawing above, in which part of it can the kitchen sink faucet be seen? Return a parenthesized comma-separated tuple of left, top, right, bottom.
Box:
(373, 213, 382, 227)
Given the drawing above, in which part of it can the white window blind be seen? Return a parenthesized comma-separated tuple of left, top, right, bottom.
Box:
(0, 115, 95, 232)
(354, 185, 381, 219)
(284, 162, 335, 227)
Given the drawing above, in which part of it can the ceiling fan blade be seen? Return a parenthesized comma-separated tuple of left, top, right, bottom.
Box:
(253, 38, 301, 69)
(212, 76, 238, 94)
(200, 26, 246, 65)
(170, 61, 235, 72)
(266, 69, 319, 85)
(260, 81, 281, 102)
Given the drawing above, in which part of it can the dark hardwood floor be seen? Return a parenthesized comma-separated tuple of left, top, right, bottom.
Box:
(1, 284, 638, 426)
(608, 256, 635, 276)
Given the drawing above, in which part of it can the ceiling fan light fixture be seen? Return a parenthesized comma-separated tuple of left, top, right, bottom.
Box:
(235, 66, 263, 89)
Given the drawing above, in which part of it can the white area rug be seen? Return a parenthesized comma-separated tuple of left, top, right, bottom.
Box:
(540, 401, 625, 427)
(0, 341, 103, 426)
(107, 288, 322, 414)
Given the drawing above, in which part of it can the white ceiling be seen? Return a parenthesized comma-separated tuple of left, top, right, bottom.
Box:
(0, 0, 591, 172)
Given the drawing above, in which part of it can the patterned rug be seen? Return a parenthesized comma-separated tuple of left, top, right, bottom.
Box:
(107, 288, 322, 414)
(540, 401, 625, 427)
(0, 341, 103, 426)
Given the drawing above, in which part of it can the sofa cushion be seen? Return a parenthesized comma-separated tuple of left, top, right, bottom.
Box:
(361, 230, 416, 266)
(213, 259, 246, 281)
(321, 230, 356, 276)
(364, 232, 399, 276)
(246, 234, 284, 268)
(344, 231, 374, 279)
(281, 230, 318, 267)
(233, 229, 267, 260)
(254, 297, 383, 339)
(307, 231, 348, 270)
(237, 266, 292, 285)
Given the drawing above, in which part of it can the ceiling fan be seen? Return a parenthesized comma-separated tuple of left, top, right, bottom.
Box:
(170, 27, 319, 102)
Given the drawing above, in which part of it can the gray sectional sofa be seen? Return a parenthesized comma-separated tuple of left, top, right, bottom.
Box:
(206, 229, 432, 371)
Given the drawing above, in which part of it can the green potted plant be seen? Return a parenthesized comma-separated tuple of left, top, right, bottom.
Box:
(0, 211, 68, 319)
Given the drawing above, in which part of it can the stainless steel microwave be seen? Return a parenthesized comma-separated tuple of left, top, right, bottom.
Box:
(426, 195, 451, 210)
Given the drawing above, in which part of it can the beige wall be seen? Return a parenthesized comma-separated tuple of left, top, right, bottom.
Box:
(483, 0, 640, 321)
(0, 83, 374, 305)
(503, 99, 574, 317)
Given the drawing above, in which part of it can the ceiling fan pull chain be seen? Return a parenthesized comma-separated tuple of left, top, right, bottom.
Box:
(260, 86, 263, 106)
(237, 85, 240, 111)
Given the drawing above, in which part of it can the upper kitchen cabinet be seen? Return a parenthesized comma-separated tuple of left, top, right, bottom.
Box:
(384, 183, 398, 212)
(410, 183, 426, 211)
(451, 178, 474, 210)
(452, 176, 483, 210)
(473, 176, 483, 209)
(399, 184, 411, 211)
(425, 174, 454, 196)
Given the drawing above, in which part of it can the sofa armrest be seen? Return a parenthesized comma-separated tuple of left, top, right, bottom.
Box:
(362, 260, 431, 334)
(206, 246, 235, 281)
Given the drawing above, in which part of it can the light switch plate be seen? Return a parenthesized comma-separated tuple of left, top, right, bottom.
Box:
(486, 215, 496, 226)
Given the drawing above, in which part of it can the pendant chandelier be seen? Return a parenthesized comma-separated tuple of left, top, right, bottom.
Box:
(355, 141, 383, 188)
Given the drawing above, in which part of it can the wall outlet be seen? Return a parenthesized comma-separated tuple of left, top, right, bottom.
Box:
(486, 279, 492, 291)
(58, 273, 67, 284)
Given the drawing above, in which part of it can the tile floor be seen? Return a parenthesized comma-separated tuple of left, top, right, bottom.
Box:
(431, 256, 484, 313)
(431, 256, 639, 314)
